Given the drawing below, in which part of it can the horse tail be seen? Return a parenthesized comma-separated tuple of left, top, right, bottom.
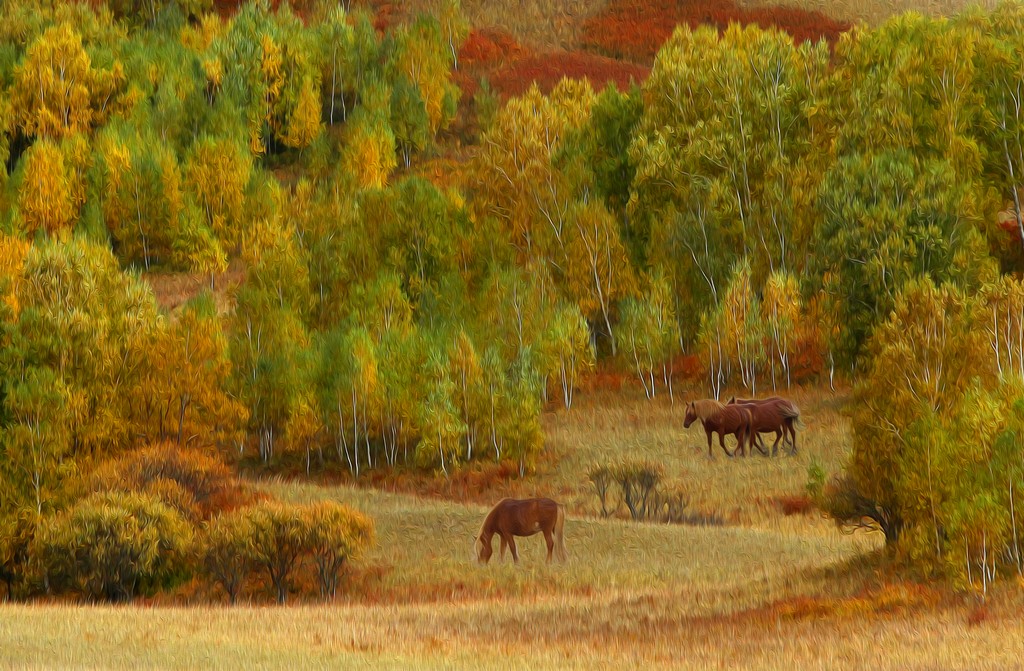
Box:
(784, 402, 804, 429)
(554, 504, 568, 562)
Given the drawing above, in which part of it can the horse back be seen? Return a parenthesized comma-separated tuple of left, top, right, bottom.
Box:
(709, 404, 751, 431)
(492, 497, 559, 535)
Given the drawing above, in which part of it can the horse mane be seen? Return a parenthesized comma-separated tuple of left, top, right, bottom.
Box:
(691, 399, 725, 421)
(476, 498, 512, 542)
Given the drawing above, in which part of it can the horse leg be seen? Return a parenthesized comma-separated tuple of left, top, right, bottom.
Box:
(751, 431, 768, 457)
(719, 431, 733, 458)
(707, 431, 714, 459)
(771, 430, 782, 457)
(543, 529, 554, 563)
(786, 420, 797, 455)
(508, 536, 519, 563)
(499, 534, 508, 560)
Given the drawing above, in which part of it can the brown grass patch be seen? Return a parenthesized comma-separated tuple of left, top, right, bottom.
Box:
(967, 603, 990, 626)
(765, 581, 942, 622)
(143, 260, 245, 316)
(771, 493, 815, 516)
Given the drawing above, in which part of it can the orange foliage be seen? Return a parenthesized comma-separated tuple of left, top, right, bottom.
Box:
(89, 442, 256, 521)
(582, 0, 851, 64)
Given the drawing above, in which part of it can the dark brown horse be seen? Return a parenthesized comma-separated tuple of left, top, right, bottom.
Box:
(727, 396, 800, 455)
(474, 498, 567, 564)
(683, 400, 752, 458)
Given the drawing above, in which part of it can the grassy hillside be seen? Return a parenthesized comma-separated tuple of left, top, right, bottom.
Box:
(6, 385, 1022, 669)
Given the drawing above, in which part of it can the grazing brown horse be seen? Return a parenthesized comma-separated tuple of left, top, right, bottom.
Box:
(683, 399, 752, 458)
(474, 498, 567, 564)
(727, 396, 801, 455)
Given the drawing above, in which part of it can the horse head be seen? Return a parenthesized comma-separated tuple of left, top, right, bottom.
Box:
(473, 534, 492, 564)
(683, 402, 696, 428)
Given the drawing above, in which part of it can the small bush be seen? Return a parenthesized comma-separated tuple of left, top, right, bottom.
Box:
(589, 461, 722, 526)
(200, 510, 255, 604)
(649, 482, 689, 524)
(0, 511, 37, 600)
(304, 502, 375, 599)
(806, 460, 826, 502)
(246, 502, 309, 605)
(774, 495, 814, 516)
(587, 465, 615, 518)
(822, 473, 902, 546)
(199, 501, 376, 604)
(611, 460, 663, 521)
(35, 492, 193, 602)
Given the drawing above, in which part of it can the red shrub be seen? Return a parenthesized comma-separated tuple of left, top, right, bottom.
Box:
(459, 29, 525, 67)
(582, 0, 851, 64)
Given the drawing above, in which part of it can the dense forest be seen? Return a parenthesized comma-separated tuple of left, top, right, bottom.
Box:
(3, 0, 1024, 600)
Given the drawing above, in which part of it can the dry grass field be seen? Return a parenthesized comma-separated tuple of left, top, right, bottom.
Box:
(4, 383, 1024, 669)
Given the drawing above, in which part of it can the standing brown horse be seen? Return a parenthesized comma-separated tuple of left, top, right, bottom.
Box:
(727, 396, 801, 455)
(474, 498, 567, 564)
(683, 400, 752, 458)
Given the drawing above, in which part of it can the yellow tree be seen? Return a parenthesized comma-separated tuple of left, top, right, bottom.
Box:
(13, 237, 162, 457)
(473, 82, 594, 260)
(95, 124, 187, 270)
(141, 292, 247, 449)
(281, 76, 323, 151)
(982, 276, 1024, 381)
(761, 271, 802, 390)
(448, 330, 483, 461)
(387, 15, 459, 137)
(16, 138, 83, 238)
(843, 278, 996, 553)
(11, 24, 125, 140)
(0, 235, 29, 317)
(184, 137, 252, 253)
(563, 200, 636, 355)
(341, 82, 396, 190)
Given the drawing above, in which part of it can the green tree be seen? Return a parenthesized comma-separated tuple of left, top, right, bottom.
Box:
(1, 366, 72, 516)
(545, 303, 594, 409)
(9, 237, 162, 457)
(415, 345, 463, 476)
(830, 278, 1009, 581)
(811, 151, 995, 363)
